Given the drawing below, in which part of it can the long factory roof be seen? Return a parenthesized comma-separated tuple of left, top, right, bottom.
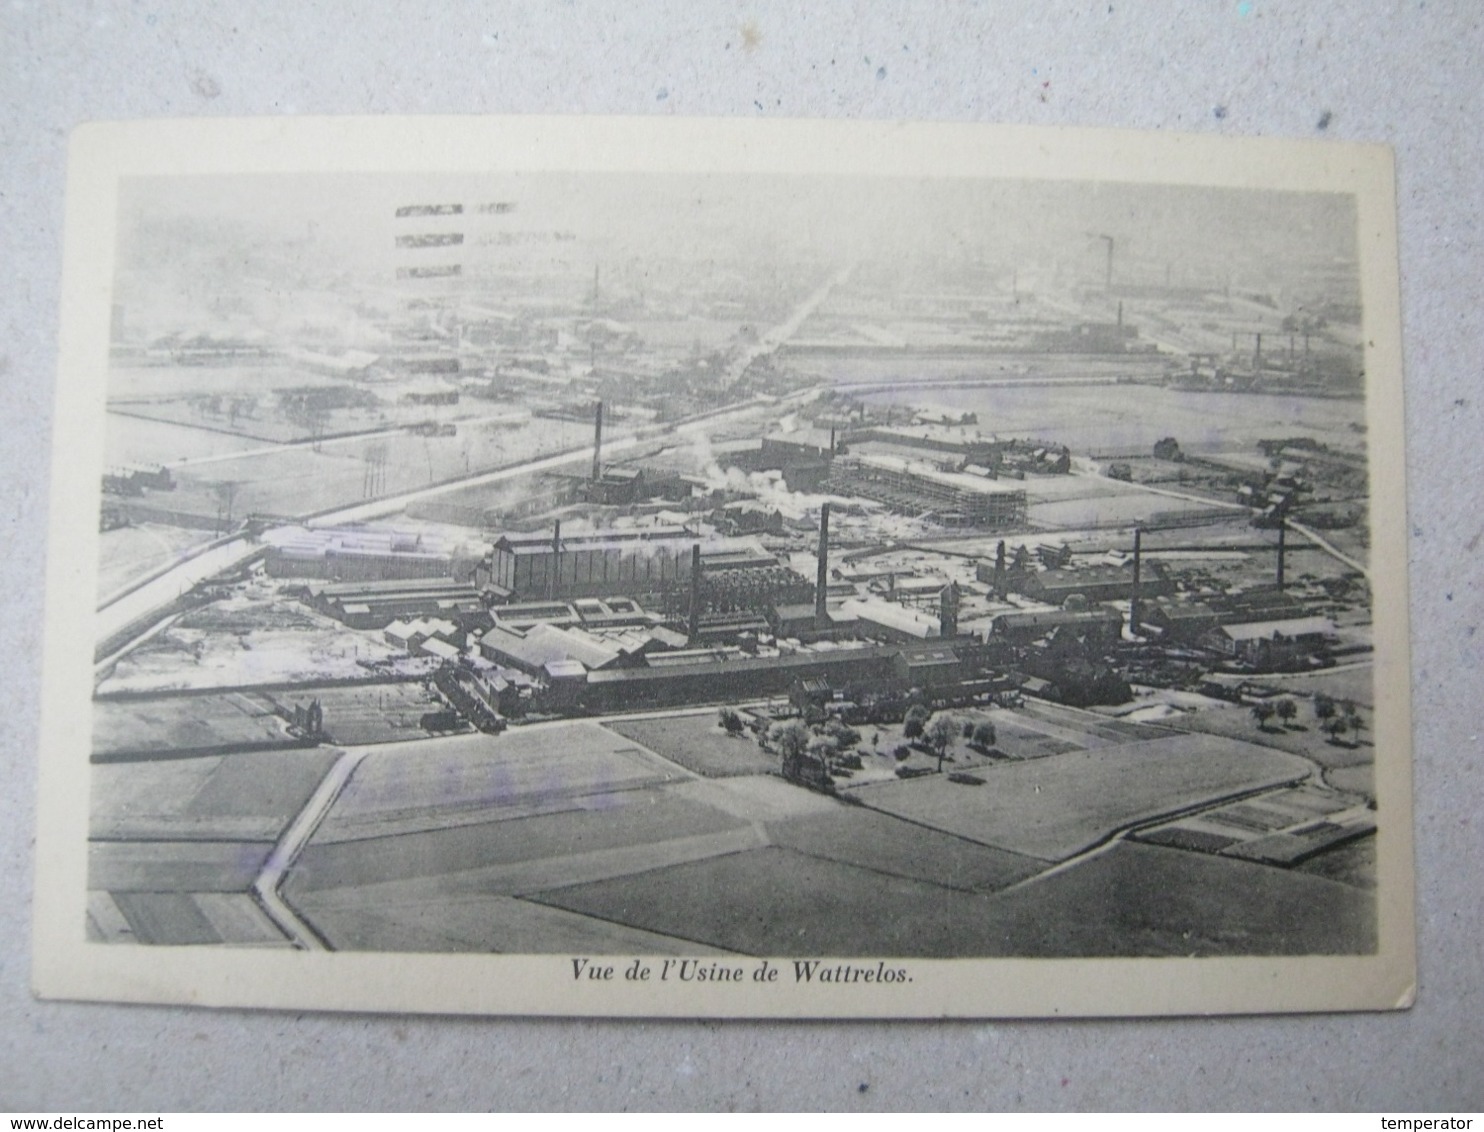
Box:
(849, 453, 1026, 497)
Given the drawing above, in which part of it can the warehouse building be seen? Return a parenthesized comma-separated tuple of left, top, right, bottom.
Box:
(298, 578, 488, 630)
(1200, 615, 1337, 666)
(989, 608, 1124, 647)
(476, 524, 699, 601)
(824, 454, 1027, 527)
(1014, 562, 1171, 605)
(265, 526, 455, 581)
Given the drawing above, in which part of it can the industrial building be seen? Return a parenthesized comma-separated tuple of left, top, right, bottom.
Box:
(297, 577, 488, 630)
(989, 608, 1124, 646)
(264, 527, 455, 581)
(577, 644, 903, 713)
(475, 524, 699, 601)
(838, 597, 943, 641)
(102, 464, 175, 497)
(478, 622, 644, 676)
(1200, 615, 1337, 665)
(824, 454, 1027, 527)
(384, 617, 461, 653)
(1138, 599, 1220, 643)
(1014, 562, 1171, 605)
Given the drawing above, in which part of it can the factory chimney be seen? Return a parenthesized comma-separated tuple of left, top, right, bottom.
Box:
(815, 503, 831, 629)
(1253, 333, 1263, 371)
(939, 581, 960, 639)
(1130, 527, 1143, 637)
(829, 426, 836, 454)
(1276, 520, 1287, 590)
(551, 520, 562, 600)
(688, 543, 702, 643)
(591, 401, 604, 482)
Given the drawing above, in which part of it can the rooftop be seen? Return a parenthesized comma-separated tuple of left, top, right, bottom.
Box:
(1217, 616, 1337, 640)
(850, 453, 1025, 498)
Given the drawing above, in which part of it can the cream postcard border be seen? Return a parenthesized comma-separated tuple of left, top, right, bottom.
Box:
(32, 116, 1415, 1017)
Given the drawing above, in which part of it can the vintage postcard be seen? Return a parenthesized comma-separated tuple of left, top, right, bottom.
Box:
(32, 116, 1414, 1017)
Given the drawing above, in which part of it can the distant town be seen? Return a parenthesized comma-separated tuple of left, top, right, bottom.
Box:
(88, 180, 1378, 958)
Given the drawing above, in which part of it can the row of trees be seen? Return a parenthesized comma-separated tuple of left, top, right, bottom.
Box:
(728, 704, 999, 778)
(1250, 692, 1366, 745)
(905, 706, 996, 772)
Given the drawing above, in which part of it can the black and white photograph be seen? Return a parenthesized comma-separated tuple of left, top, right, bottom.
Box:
(33, 116, 1414, 1017)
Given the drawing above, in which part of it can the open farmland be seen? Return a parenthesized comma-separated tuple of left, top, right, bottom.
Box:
(253, 697, 1362, 958)
(86, 745, 340, 944)
(844, 732, 1312, 860)
(90, 747, 340, 841)
(605, 713, 780, 777)
(1255, 663, 1378, 708)
(288, 786, 753, 895)
(1166, 699, 1374, 778)
(765, 808, 1043, 891)
(531, 834, 1372, 957)
(288, 886, 733, 955)
(532, 845, 1015, 957)
(105, 403, 601, 522)
(856, 381, 1366, 461)
(1029, 490, 1220, 530)
(96, 523, 217, 603)
(282, 721, 766, 951)
(92, 691, 298, 761)
(309, 722, 690, 842)
(963, 841, 1375, 956)
(265, 681, 450, 746)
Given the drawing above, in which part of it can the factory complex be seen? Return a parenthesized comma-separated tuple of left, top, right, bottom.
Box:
(86, 180, 1380, 958)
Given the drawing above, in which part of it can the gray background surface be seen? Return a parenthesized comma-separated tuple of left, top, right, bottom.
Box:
(2, 0, 1480, 1112)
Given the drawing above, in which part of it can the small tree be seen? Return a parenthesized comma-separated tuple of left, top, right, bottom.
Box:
(1323, 714, 1349, 745)
(1275, 698, 1298, 727)
(807, 733, 837, 765)
(1343, 704, 1365, 745)
(962, 720, 976, 740)
(824, 717, 860, 749)
(718, 707, 745, 735)
(903, 704, 931, 740)
(1251, 702, 1276, 731)
(769, 720, 810, 768)
(972, 720, 997, 750)
(928, 715, 957, 773)
(1314, 692, 1337, 724)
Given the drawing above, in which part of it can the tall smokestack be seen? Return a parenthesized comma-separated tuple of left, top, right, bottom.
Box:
(1254, 333, 1263, 370)
(551, 521, 562, 600)
(1130, 527, 1143, 636)
(1276, 520, 1286, 590)
(591, 401, 604, 482)
(815, 503, 830, 629)
(829, 426, 836, 454)
(688, 543, 702, 643)
(939, 582, 960, 639)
